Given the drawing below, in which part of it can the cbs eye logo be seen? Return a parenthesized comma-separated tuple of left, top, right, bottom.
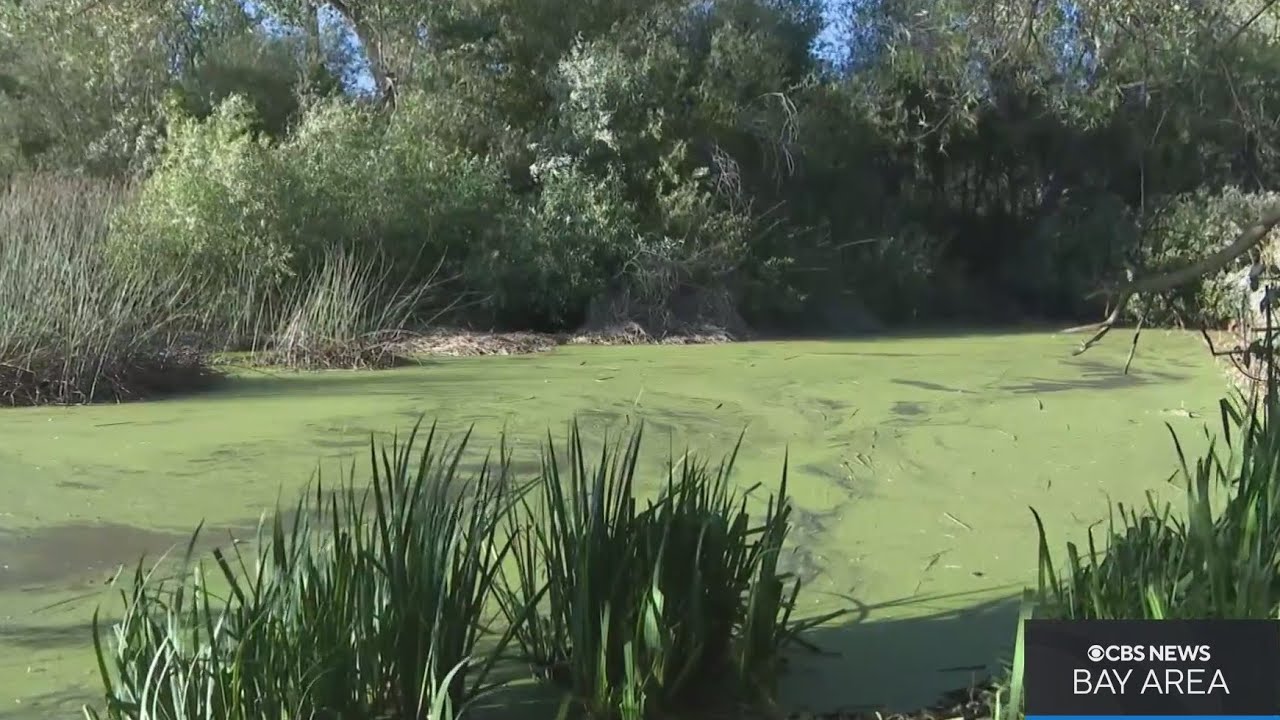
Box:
(1084, 644, 1212, 663)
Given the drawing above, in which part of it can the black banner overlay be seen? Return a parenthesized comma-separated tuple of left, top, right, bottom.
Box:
(1024, 619, 1280, 717)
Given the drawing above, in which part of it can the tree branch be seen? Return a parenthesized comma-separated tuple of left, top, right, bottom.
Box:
(1064, 202, 1280, 354)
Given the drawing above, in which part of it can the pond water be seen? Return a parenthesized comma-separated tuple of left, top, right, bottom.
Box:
(0, 330, 1227, 717)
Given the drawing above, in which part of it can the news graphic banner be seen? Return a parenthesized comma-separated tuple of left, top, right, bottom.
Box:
(1025, 620, 1280, 720)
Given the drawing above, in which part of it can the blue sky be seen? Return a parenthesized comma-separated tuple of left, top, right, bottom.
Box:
(247, 0, 1087, 94)
(247, 0, 861, 94)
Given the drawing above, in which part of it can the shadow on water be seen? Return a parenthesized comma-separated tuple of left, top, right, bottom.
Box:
(466, 592, 1024, 720)
(753, 322, 1070, 342)
(891, 400, 927, 416)
(3, 448, 565, 596)
(7, 590, 1023, 720)
(778, 592, 1021, 714)
(0, 690, 88, 720)
(0, 523, 195, 592)
(0, 499, 334, 594)
(0, 620, 98, 650)
(1002, 357, 1187, 394)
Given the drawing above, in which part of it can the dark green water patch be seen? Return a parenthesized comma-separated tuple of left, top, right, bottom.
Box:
(185, 444, 259, 466)
(0, 620, 98, 650)
(892, 401, 927, 416)
(778, 543, 829, 586)
(790, 505, 835, 537)
(221, 368, 473, 399)
(892, 378, 975, 394)
(797, 462, 866, 499)
(0, 523, 193, 591)
(0, 689, 86, 719)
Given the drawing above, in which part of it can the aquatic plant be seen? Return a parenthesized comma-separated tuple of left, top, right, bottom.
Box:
(0, 173, 218, 406)
(263, 245, 437, 369)
(995, 388, 1280, 719)
(84, 421, 825, 720)
(1030, 389, 1280, 620)
(84, 421, 516, 720)
(0, 173, 440, 396)
(497, 425, 840, 720)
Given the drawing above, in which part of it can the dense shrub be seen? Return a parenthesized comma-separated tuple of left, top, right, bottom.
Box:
(110, 84, 770, 334)
(9, 0, 1280, 332)
(112, 93, 642, 331)
(286, 95, 521, 286)
(112, 95, 510, 295)
(1005, 192, 1140, 320)
(108, 97, 295, 303)
(477, 160, 641, 329)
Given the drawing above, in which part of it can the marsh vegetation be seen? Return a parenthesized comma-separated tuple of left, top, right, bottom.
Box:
(6, 0, 1280, 717)
(85, 424, 835, 720)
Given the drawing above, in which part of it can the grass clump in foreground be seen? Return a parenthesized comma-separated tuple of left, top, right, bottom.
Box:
(87, 422, 512, 720)
(1031, 390, 1280, 619)
(992, 382, 1280, 720)
(0, 174, 219, 406)
(86, 421, 823, 720)
(498, 426, 842, 719)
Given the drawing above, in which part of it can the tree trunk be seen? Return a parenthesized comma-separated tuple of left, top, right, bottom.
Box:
(324, 0, 394, 106)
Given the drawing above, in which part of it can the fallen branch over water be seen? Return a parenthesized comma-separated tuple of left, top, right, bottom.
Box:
(1064, 202, 1280, 359)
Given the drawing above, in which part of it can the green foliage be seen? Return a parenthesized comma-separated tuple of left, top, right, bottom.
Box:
(487, 160, 641, 327)
(85, 421, 827, 720)
(1010, 192, 1140, 318)
(0, 0, 327, 177)
(170, 30, 341, 138)
(110, 97, 294, 297)
(11, 0, 1280, 332)
(111, 94, 523, 324)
